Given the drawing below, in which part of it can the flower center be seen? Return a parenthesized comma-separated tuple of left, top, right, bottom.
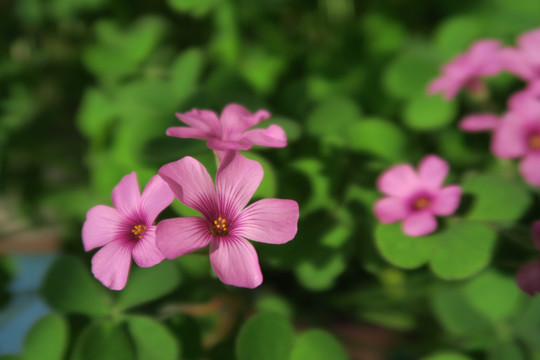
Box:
(211, 217, 228, 236)
(529, 133, 540, 150)
(131, 224, 147, 240)
(413, 197, 431, 210)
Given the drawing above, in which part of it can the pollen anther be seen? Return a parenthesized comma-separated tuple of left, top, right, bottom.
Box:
(211, 217, 228, 236)
(529, 133, 540, 150)
(131, 224, 147, 239)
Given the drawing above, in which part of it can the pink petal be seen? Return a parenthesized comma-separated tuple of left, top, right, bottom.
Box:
(402, 211, 437, 237)
(82, 205, 125, 251)
(91, 240, 133, 290)
(207, 138, 252, 151)
(242, 125, 287, 148)
(216, 151, 263, 218)
(156, 217, 212, 259)
(500, 48, 535, 80)
(158, 156, 218, 219)
(209, 236, 263, 288)
(491, 115, 527, 158)
(469, 40, 503, 75)
(532, 221, 540, 252)
(131, 226, 165, 267)
(518, 29, 540, 66)
(427, 77, 457, 100)
(519, 154, 540, 186)
(432, 185, 462, 216)
(176, 109, 221, 135)
(377, 164, 418, 197)
(459, 114, 499, 132)
(220, 104, 270, 137)
(374, 197, 409, 223)
(234, 199, 299, 244)
(516, 260, 540, 296)
(140, 175, 174, 224)
(166, 126, 211, 140)
(112, 172, 141, 219)
(418, 155, 449, 190)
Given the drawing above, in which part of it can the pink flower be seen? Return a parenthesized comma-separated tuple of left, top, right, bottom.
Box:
(516, 221, 540, 296)
(167, 103, 287, 151)
(428, 40, 503, 100)
(500, 29, 540, 81)
(459, 113, 500, 132)
(491, 105, 540, 186)
(82, 173, 174, 290)
(156, 151, 299, 288)
(374, 155, 462, 237)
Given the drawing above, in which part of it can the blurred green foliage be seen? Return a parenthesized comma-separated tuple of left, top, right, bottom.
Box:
(2, 0, 540, 359)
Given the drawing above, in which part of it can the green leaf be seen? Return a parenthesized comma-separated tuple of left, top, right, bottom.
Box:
(361, 12, 406, 54)
(116, 260, 181, 310)
(239, 47, 286, 94)
(236, 313, 295, 360)
(22, 314, 68, 360)
(307, 96, 361, 140)
(171, 48, 204, 102)
(243, 152, 277, 199)
(126, 316, 179, 360)
(42, 255, 110, 316)
(295, 252, 346, 291)
(429, 221, 497, 280)
(76, 88, 117, 140)
(375, 222, 432, 269)
(383, 49, 439, 99)
(166, 0, 219, 17)
(404, 94, 456, 130)
(462, 270, 522, 323)
(464, 174, 531, 222)
(433, 16, 484, 59)
(290, 329, 348, 360)
(255, 295, 293, 318)
(71, 321, 134, 360)
(346, 117, 408, 161)
(421, 351, 473, 360)
(489, 342, 525, 360)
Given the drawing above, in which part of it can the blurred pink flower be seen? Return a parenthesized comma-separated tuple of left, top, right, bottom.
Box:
(428, 40, 503, 100)
(459, 113, 500, 132)
(500, 29, 540, 81)
(82, 173, 174, 290)
(156, 151, 299, 288)
(167, 103, 287, 151)
(374, 155, 462, 237)
(491, 103, 540, 186)
(516, 221, 540, 295)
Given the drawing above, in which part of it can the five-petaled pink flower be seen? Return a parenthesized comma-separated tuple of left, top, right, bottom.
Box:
(82, 173, 174, 290)
(374, 155, 462, 237)
(428, 40, 503, 100)
(156, 151, 299, 288)
(516, 221, 540, 296)
(500, 29, 540, 81)
(167, 103, 287, 151)
(491, 101, 540, 186)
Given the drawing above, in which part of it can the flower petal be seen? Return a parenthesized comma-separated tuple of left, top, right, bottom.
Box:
(377, 164, 418, 197)
(176, 109, 221, 135)
(82, 205, 125, 251)
(91, 240, 133, 290)
(158, 156, 218, 219)
(112, 172, 141, 219)
(520, 154, 540, 186)
(532, 221, 540, 252)
(209, 236, 262, 288)
(418, 155, 449, 190)
(374, 197, 409, 223)
(516, 260, 540, 296)
(459, 114, 499, 132)
(242, 125, 287, 148)
(140, 175, 174, 224)
(500, 47, 535, 80)
(166, 126, 212, 140)
(216, 151, 263, 218)
(491, 114, 527, 158)
(402, 211, 437, 237)
(207, 138, 252, 151)
(131, 226, 165, 267)
(220, 104, 270, 137)
(432, 185, 462, 216)
(156, 217, 212, 259)
(234, 199, 299, 244)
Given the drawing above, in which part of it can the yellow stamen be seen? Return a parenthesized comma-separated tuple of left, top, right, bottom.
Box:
(211, 217, 228, 236)
(413, 197, 430, 210)
(131, 224, 147, 239)
(529, 134, 540, 150)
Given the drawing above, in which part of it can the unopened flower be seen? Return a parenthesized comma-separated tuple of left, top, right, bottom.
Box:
(167, 103, 287, 151)
(428, 40, 503, 100)
(156, 151, 299, 288)
(491, 104, 540, 186)
(374, 155, 462, 237)
(516, 221, 540, 296)
(82, 173, 174, 290)
(500, 29, 540, 81)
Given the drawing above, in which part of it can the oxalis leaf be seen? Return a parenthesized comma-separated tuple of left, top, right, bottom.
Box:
(376, 220, 497, 280)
